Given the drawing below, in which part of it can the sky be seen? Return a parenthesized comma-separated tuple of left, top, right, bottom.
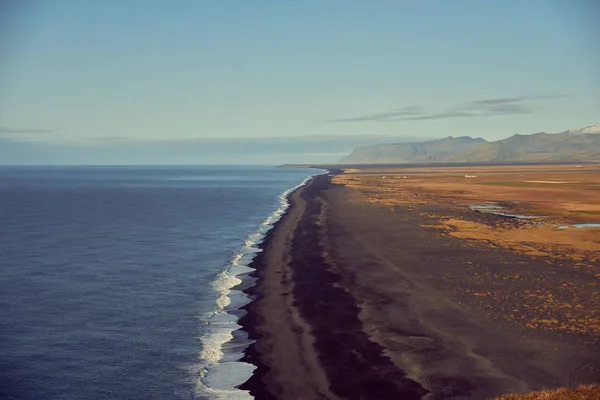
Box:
(0, 0, 599, 164)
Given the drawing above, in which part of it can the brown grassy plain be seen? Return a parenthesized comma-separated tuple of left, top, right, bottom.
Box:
(334, 164, 600, 262)
(494, 385, 600, 400)
(333, 164, 600, 338)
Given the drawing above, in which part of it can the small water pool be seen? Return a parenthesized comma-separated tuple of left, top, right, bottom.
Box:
(469, 204, 504, 210)
(490, 212, 540, 219)
(557, 223, 600, 229)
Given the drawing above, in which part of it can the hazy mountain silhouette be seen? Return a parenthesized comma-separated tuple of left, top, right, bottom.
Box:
(339, 126, 600, 163)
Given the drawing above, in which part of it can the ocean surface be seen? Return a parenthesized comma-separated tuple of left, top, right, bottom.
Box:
(0, 166, 316, 400)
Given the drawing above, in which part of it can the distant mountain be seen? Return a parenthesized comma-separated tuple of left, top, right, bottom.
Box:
(444, 130, 600, 162)
(339, 126, 600, 164)
(339, 136, 487, 163)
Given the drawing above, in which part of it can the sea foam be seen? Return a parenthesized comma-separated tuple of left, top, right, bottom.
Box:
(195, 173, 317, 399)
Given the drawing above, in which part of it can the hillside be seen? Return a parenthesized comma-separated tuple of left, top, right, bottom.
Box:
(339, 126, 600, 164)
(339, 136, 487, 163)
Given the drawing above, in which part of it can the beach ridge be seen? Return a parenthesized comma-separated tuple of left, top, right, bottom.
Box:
(239, 176, 340, 400)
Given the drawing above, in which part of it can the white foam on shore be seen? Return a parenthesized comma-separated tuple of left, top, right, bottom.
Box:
(195, 172, 320, 399)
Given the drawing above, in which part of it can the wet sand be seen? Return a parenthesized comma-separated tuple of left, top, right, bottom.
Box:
(238, 173, 599, 399)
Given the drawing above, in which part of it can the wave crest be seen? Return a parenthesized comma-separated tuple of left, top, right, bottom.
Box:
(195, 173, 318, 398)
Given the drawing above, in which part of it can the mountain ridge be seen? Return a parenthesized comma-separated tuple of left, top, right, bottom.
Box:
(339, 126, 600, 164)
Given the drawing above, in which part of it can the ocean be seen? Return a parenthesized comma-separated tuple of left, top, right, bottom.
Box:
(0, 166, 317, 400)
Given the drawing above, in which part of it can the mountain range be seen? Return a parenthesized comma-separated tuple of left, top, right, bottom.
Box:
(339, 126, 600, 164)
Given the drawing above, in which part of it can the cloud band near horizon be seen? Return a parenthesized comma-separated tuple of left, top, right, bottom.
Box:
(322, 94, 571, 123)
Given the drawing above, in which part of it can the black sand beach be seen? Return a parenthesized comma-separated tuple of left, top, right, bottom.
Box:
(238, 173, 599, 400)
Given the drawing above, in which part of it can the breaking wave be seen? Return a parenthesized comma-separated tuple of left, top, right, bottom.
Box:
(194, 174, 317, 399)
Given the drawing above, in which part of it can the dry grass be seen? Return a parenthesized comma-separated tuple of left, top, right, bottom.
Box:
(333, 165, 600, 337)
(494, 385, 600, 399)
(334, 164, 600, 223)
(333, 165, 600, 261)
(431, 217, 599, 262)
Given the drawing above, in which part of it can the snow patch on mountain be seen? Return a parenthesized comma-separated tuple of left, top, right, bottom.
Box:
(566, 125, 600, 134)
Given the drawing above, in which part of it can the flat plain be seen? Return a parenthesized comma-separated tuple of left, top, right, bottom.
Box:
(242, 163, 600, 399)
(334, 164, 599, 339)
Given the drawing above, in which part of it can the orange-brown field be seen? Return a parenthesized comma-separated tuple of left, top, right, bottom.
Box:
(335, 164, 600, 262)
(245, 167, 599, 398)
(333, 164, 600, 337)
(494, 385, 600, 400)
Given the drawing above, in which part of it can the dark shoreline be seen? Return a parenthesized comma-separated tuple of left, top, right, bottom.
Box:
(236, 174, 429, 399)
(236, 205, 281, 400)
(236, 173, 322, 399)
(235, 169, 600, 399)
(282, 174, 429, 399)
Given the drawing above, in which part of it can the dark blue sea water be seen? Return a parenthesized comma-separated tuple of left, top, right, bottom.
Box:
(0, 166, 316, 400)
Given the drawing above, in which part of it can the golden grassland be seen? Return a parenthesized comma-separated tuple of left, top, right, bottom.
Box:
(333, 164, 600, 262)
(425, 217, 599, 261)
(494, 385, 600, 399)
(333, 164, 600, 337)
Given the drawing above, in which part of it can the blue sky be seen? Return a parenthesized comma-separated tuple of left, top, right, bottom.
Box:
(0, 1, 598, 163)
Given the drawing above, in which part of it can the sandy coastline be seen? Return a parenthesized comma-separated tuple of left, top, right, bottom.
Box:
(238, 172, 599, 399)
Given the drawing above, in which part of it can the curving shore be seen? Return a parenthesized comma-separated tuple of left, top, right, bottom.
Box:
(237, 172, 599, 400)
